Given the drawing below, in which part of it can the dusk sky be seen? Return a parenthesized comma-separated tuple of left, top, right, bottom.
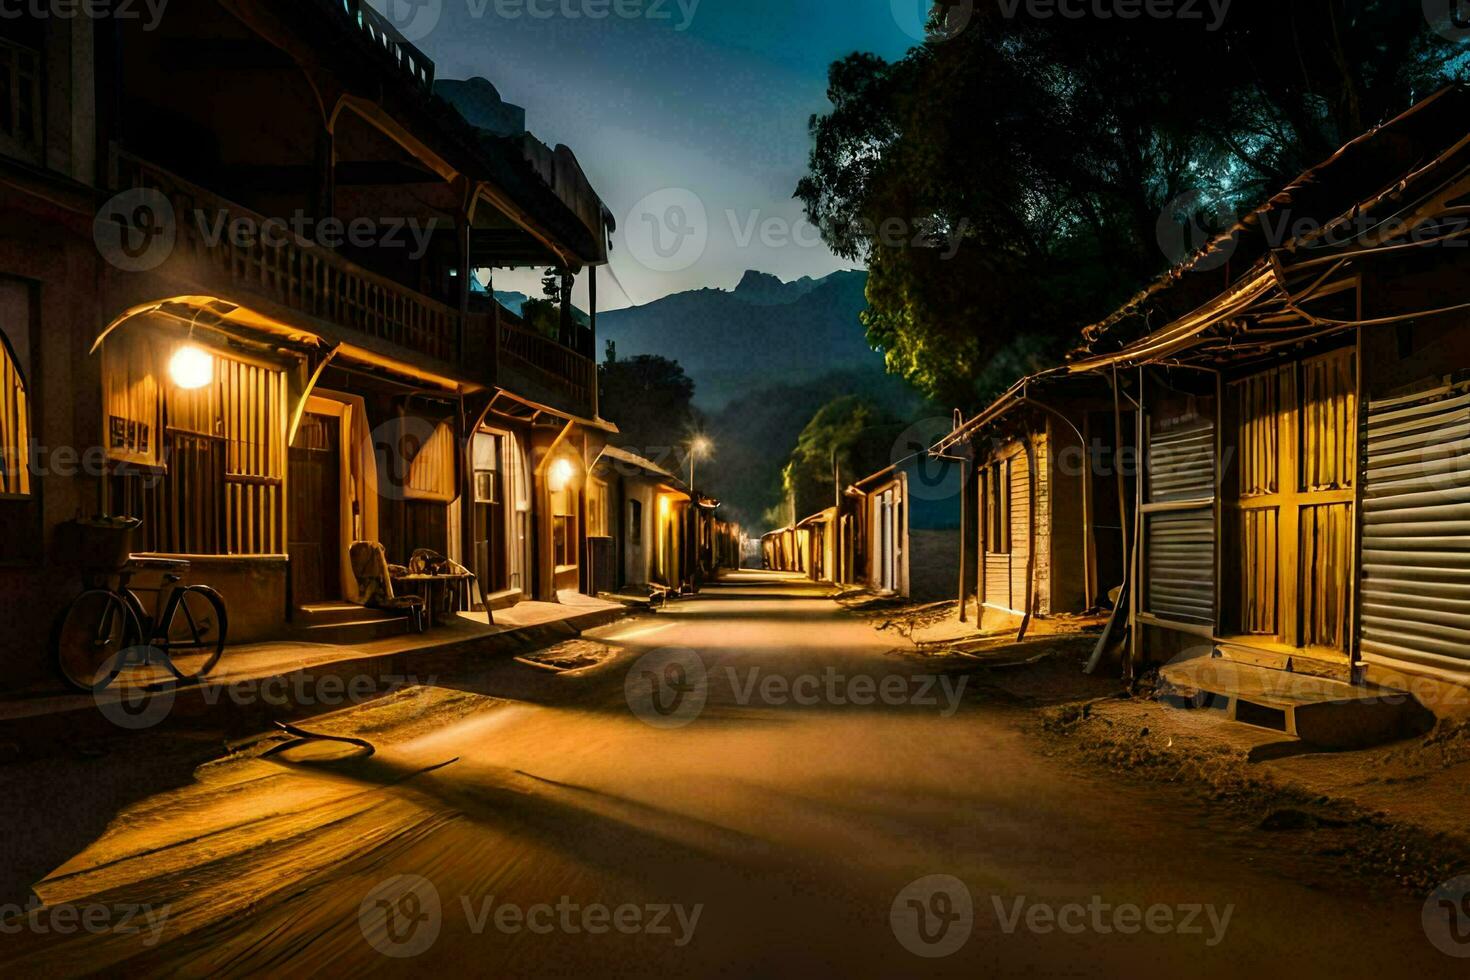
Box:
(396, 0, 928, 309)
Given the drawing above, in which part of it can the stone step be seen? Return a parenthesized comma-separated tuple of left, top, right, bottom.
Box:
(1156, 655, 1431, 749)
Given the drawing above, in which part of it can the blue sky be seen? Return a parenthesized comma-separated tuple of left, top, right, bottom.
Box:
(382, 0, 925, 309)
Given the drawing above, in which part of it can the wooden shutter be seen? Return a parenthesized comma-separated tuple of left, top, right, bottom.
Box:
(405, 419, 457, 502)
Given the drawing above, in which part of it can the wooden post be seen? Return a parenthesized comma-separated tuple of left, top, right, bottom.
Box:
(1128, 366, 1145, 682)
(976, 457, 987, 629)
(957, 426, 969, 622)
(589, 265, 599, 417)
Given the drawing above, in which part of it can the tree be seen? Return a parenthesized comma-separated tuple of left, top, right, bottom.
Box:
(797, 1, 1466, 411)
(598, 354, 702, 471)
(765, 395, 905, 525)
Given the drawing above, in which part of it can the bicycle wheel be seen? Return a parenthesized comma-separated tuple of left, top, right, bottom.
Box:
(160, 585, 227, 682)
(55, 590, 143, 692)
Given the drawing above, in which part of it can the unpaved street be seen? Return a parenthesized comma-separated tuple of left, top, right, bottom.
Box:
(0, 571, 1453, 976)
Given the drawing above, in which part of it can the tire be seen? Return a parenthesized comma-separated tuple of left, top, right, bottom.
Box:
(55, 589, 143, 693)
(160, 585, 227, 682)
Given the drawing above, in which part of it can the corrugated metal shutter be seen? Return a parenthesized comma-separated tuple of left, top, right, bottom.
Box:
(1145, 415, 1216, 625)
(1362, 382, 1470, 680)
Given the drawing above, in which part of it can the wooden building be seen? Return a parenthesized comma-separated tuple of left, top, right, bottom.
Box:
(933, 374, 1134, 627)
(1051, 85, 1470, 706)
(0, 1, 622, 684)
(589, 446, 691, 597)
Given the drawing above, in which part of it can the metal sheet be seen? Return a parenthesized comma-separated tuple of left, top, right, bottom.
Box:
(1362, 383, 1470, 679)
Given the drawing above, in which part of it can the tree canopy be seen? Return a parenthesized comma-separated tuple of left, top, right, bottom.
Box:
(766, 395, 906, 526)
(598, 352, 703, 471)
(797, 1, 1466, 411)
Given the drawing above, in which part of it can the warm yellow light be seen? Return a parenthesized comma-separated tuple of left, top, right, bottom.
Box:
(168, 344, 214, 390)
(658, 495, 670, 516)
(691, 435, 713, 457)
(549, 456, 576, 491)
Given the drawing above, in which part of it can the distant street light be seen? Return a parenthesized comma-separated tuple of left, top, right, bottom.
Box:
(688, 435, 712, 494)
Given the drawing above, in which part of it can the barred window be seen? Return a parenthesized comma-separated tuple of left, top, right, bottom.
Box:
(105, 331, 287, 555)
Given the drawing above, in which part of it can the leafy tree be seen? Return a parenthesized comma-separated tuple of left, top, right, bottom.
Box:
(797, 1, 1466, 411)
(598, 353, 703, 472)
(765, 395, 905, 525)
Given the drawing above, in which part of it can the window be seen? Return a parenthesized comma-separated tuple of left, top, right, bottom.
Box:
(629, 499, 643, 544)
(0, 280, 31, 497)
(404, 419, 457, 503)
(984, 459, 1011, 554)
(586, 478, 609, 538)
(106, 333, 287, 555)
(552, 486, 578, 567)
(0, 35, 42, 163)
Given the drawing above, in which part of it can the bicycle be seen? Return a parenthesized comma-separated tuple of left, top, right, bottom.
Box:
(55, 540, 228, 692)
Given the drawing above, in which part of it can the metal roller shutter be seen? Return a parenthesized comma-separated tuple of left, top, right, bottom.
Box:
(1362, 381, 1470, 680)
(1145, 415, 1216, 626)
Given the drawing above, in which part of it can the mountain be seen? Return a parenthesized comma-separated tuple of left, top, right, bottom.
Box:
(705, 366, 926, 527)
(599, 269, 875, 410)
(492, 290, 530, 315)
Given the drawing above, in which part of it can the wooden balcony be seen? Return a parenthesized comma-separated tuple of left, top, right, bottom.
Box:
(109, 149, 461, 367)
(110, 149, 597, 418)
(478, 305, 596, 419)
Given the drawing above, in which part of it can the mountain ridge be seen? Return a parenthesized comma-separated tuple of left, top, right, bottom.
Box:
(599, 269, 874, 410)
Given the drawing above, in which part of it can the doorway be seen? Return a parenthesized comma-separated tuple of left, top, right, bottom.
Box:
(1230, 348, 1356, 657)
(289, 411, 342, 605)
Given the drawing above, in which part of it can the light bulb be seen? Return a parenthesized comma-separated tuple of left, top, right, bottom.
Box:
(549, 457, 576, 490)
(168, 344, 214, 390)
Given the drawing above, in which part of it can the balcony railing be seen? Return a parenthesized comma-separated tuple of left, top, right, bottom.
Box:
(332, 0, 436, 92)
(495, 312, 595, 415)
(110, 149, 459, 365)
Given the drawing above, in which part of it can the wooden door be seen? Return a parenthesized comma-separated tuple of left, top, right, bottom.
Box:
(288, 412, 341, 605)
(473, 434, 507, 595)
(1233, 349, 1355, 654)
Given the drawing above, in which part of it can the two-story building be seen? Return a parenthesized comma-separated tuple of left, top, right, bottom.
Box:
(0, 0, 618, 685)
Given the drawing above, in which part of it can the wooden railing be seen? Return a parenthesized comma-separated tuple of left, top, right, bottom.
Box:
(111, 149, 460, 365)
(496, 314, 595, 415)
(331, 0, 436, 92)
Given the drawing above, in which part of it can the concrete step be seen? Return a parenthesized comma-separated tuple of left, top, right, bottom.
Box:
(288, 607, 413, 644)
(1156, 656, 1431, 749)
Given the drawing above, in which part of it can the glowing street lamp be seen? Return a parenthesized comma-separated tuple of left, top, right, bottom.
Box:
(688, 435, 712, 494)
(168, 344, 214, 390)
